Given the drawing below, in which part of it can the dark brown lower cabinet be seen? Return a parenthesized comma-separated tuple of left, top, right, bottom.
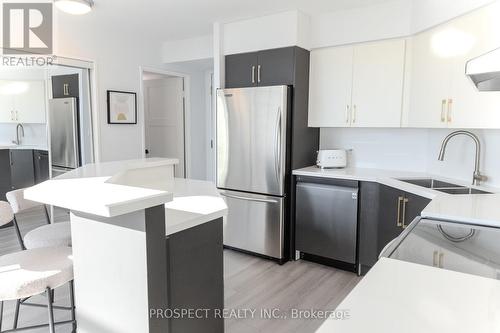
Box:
(167, 218, 224, 333)
(359, 182, 430, 275)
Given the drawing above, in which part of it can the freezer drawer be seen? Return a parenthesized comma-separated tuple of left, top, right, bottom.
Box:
(296, 182, 358, 264)
(220, 190, 284, 259)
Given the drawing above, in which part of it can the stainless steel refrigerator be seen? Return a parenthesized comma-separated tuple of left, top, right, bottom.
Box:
(48, 98, 80, 177)
(216, 86, 289, 260)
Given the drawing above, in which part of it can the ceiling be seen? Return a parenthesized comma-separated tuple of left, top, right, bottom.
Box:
(87, 0, 395, 41)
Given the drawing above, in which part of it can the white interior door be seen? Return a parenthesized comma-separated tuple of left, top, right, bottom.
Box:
(144, 77, 185, 178)
(351, 39, 406, 127)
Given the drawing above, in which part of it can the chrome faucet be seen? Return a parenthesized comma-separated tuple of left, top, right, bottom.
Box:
(438, 130, 487, 186)
(12, 123, 24, 145)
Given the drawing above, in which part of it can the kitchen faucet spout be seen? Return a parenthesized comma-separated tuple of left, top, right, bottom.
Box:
(438, 130, 486, 186)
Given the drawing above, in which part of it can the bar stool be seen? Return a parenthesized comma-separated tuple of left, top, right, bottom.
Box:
(6, 189, 71, 250)
(0, 247, 75, 333)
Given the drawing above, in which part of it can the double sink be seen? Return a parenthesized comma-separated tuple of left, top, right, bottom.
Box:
(398, 178, 492, 195)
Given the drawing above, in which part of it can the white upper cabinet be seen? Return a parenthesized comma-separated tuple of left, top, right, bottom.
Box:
(308, 45, 354, 127)
(406, 29, 453, 128)
(406, 4, 500, 128)
(308, 39, 406, 128)
(351, 39, 406, 127)
(309, 4, 500, 129)
(0, 80, 46, 124)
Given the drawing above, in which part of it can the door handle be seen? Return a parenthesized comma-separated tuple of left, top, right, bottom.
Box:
(257, 65, 261, 83)
(345, 105, 350, 124)
(251, 66, 256, 84)
(447, 98, 453, 123)
(274, 108, 282, 185)
(396, 196, 403, 227)
(220, 192, 278, 204)
(402, 198, 409, 228)
(441, 99, 447, 122)
(352, 105, 357, 123)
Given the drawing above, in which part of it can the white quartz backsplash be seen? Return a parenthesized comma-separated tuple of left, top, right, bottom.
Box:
(0, 123, 47, 147)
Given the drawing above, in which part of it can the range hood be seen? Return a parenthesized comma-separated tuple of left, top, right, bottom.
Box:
(466, 47, 500, 91)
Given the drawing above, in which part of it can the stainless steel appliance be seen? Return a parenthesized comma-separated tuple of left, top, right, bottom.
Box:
(295, 176, 358, 269)
(48, 98, 80, 176)
(217, 86, 289, 260)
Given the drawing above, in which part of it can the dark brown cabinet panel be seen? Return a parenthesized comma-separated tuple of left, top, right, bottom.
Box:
(403, 192, 431, 227)
(225, 52, 258, 88)
(10, 149, 35, 190)
(167, 218, 224, 333)
(358, 183, 431, 275)
(0, 149, 48, 201)
(257, 47, 295, 86)
(225, 47, 298, 88)
(51, 74, 79, 98)
(0, 150, 12, 200)
(33, 150, 50, 184)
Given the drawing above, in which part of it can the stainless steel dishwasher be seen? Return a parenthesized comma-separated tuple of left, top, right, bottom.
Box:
(295, 176, 358, 270)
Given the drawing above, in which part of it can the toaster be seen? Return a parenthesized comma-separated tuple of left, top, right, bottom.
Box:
(316, 149, 347, 169)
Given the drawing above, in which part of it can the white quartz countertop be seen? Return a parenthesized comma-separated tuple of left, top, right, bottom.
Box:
(165, 178, 227, 235)
(25, 158, 178, 217)
(0, 143, 48, 150)
(316, 258, 500, 333)
(293, 166, 500, 226)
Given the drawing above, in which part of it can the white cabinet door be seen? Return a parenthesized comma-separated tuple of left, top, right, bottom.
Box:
(351, 39, 406, 127)
(0, 81, 15, 123)
(446, 9, 500, 129)
(308, 45, 354, 127)
(407, 27, 453, 128)
(14, 81, 46, 123)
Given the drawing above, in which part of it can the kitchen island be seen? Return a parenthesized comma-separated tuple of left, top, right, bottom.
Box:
(24, 158, 227, 333)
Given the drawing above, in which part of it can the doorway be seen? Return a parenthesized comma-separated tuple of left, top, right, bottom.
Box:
(141, 69, 187, 178)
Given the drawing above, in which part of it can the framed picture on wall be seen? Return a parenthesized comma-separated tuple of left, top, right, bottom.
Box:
(107, 90, 137, 124)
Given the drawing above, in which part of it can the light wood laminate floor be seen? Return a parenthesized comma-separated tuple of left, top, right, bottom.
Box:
(0, 208, 361, 332)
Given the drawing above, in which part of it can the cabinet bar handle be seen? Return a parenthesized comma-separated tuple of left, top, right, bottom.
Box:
(257, 65, 261, 83)
(63, 83, 69, 96)
(402, 198, 409, 228)
(441, 99, 447, 122)
(447, 98, 453, 123)
(396, 196, 403, 227)
(438, 253, 444, 268)
(433, 251, 438, 267)
(352, 105, 357, 123)
(251, 66, 255, 84)
(346, 105, 350, 124)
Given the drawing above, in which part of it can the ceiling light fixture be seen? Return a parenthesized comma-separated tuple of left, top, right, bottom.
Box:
(54, 0, 94, 15)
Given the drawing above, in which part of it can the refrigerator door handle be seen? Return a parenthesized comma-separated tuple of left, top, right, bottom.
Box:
(220, 192, 279, 204)
(71, 105, 79, 167)
(274, 108, 282, 185)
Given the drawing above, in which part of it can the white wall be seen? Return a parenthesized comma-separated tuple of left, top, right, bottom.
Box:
(310, 0, 496, 49)
(410, 0, 497, 33)
(320, 128, 500, 187)
(162, 35, 213, 64)
(54, 11, 164, 162)
(223, 10, 310, 54)
(310, 0, 412, 49)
